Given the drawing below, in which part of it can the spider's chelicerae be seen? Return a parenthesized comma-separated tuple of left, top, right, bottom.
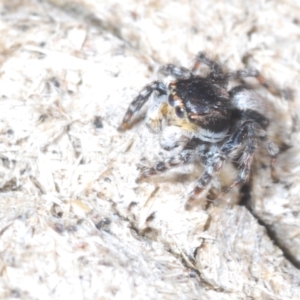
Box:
(119, 53, 279, 207)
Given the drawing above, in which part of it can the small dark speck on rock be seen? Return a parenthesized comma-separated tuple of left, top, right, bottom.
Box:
(50, 77, 60, 88)
(128, 201, 138, 210)
(54, 223, 65, 234)
(39, 114, 48, 122)
(10, 289, 21, 298)
(95, 218, 111, 230)
(7, 129, 14, 136)
(68, 226, 77, 232)
(189, 269, 198, 278)
(94, 116, 103, 129)
(146, 212, 156, 222)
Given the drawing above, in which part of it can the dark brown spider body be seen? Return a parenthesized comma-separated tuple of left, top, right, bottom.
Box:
(169, 77, 231, 133)
(119, 53, 279, 207)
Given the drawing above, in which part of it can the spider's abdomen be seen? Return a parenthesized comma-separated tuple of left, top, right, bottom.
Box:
(229, 86, 269, 129)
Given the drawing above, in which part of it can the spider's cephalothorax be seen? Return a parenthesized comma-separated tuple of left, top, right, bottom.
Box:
(119, 53, 279, 207)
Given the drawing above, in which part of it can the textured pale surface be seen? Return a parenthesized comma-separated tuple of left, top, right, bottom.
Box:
(0, 0, 300, 299)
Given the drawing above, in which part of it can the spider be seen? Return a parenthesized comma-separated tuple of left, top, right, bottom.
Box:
(119, 53, 279, 208)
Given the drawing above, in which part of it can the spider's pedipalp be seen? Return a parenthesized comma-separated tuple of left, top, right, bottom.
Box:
(118, 81, 167, 131)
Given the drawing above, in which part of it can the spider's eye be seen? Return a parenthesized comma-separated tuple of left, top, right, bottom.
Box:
(175, 107, 184, 118)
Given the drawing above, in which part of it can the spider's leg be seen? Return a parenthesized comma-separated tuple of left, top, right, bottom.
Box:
(136, 148, 193, 183)
(186, 121, 258, 207)
(217, 121, 274, 200)
(225, 68, 259, 81)
(119, 81, 167, 131)
(220, 134, 257, 197)
(255, 72, 279, 96)
(264, 137, 279, 166)
(225, 68, 279, 96)
(186, 147, 225, 207)
(192, 52, 224, 78)
(159, 64, 192, 79)
(263, 137, 279, 181)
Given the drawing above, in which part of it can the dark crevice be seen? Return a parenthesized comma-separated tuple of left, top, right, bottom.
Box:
(110, 201, 216, 289)
(238, 183, 252, 207)
(165, 245, 215, 290)
(250, 208, 300, 269)
(237, 184, 300, 269)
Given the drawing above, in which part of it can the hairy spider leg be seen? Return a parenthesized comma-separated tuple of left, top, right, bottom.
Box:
(220, 123, 259, 197)
(185, 147, 225, 207)
(136, 149, 193, 182)
(264, 137, 279, 166)
(262, 136, 279, 181)
(192, 52, 224, 78)
(136, 137, 203, 182)
(118, 81, 167, 131)
(185, 122, 254, 207)
(225, 68, 260, 81)
(159, 64, 192, 79)
(216, 120, 278, 201)
(225, 68, 280, 96)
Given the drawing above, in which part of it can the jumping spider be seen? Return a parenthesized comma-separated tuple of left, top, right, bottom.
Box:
(119, 53, 279, 207)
